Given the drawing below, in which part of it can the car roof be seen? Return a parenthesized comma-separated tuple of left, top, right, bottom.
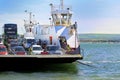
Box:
(14, 46, 24, 48)
(0, 45, 6, 48)
(25, 37, 35, 39)
(47, 45, 58, 47)
(32, 45, 41, 47)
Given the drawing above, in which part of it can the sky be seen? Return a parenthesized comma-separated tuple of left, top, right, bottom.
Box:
(0, 0, 120, 34)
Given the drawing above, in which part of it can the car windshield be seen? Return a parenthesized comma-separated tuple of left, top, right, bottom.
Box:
(47, 46, 59, 51)
(27, 39, 35, 43)
(33, 47, 42, 50)
(10, 43, 18, 48)
(0, 47, 6, 52)
(15, 47, 25, 51)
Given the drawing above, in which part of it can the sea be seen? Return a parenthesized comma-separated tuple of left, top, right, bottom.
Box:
(0, 34, 120, 80)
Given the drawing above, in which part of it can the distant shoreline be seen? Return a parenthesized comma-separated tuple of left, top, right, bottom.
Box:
(78, 34, 120, 43)
(80, 39, 120, 43)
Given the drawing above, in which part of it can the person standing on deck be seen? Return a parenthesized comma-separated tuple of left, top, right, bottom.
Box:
(28, 47, 32, 55)
(39, 39, 41, 45)
(42, 40, 47, 49)
(66, 44, 72, 54)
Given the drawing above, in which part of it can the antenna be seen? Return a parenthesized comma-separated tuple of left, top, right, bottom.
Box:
(24, 10, 34, 32)
(24, 10, 32, 25)
(50, 3, 53, 12)
(60, 0, 64, 10)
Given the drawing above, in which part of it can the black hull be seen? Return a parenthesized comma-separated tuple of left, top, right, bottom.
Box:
(0, 57, 81, 65)
(0, 56, 82, 64)
(0, 55, 82, 67)
(0, 55, 83, 71)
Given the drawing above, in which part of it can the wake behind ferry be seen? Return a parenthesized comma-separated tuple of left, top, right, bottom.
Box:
(0, 0, 83, 65)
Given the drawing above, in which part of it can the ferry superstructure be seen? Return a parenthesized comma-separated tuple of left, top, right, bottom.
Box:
(31, 0, 83, 63)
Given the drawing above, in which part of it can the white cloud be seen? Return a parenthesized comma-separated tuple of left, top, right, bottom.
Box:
(94, 18, 120, 34)
(0, 13, 24, 26)
(78, 18, 120, 34)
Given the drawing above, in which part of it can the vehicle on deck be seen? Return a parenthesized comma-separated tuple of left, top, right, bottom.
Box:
(0, 45, 8, 55)
(46, 45, 63, 55)
(9, 42, 18, 50)
(8, 39, 18, 44)
(3, 24, 17, 47)
(32, 45, 43, 55)
(23, 32, 35, 50)
(10, 46, 27, 55)
(17, 38, 23, 46)
(4, 24, 17, 39)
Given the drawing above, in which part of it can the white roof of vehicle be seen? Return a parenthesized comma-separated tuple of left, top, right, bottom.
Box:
(32, 45, 41, 47)
(25, 37, 35, 39)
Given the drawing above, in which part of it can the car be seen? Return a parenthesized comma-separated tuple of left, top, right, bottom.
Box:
(32, 45, 43, 55)
(11, 46, 27, 55)
(10, 42, 18, 48)
(17, 38, 23, 46)
(46, 45, 63, 55)
(23, 36, 35, 50)
(8, 39, 18, 44)
(0, 45, 8, 55)
(8, 42, 19, 52)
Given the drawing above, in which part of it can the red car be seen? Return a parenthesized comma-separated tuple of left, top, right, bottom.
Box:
(0, 45, 8, 55)
(11, 46, 27, 55)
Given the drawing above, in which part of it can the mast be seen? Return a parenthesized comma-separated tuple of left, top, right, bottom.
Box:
(29, 12, 32, 25)
(60, 0, 64, 10)
(24, 10, 36, 32)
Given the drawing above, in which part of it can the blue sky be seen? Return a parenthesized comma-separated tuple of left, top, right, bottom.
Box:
(0, 0, 120, 34)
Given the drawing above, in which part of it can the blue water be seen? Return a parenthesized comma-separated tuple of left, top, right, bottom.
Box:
(0, 34, 120, 80)
(79, 42, 120, 80)
(79, 34, 120, 40)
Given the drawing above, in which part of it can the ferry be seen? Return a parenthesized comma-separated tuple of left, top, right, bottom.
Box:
(0, 0, 83, 65)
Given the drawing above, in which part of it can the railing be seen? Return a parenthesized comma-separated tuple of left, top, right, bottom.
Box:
(52, 5, 72, 11)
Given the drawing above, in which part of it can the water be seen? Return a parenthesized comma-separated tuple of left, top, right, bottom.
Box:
(79, 42, 120, 80)
(0, 34, 120, 80)
(79, 34, 120, 40)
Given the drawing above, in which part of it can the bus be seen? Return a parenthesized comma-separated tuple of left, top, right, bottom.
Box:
(4, 24, 17, 39)
(4, 24, 18, 47)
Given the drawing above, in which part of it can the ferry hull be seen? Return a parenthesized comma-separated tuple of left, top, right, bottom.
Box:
(0, 55, 83, 66)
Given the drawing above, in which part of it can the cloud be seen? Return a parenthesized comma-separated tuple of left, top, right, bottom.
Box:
(94, 18, 120, 34)
(77, 17, 120, 34)
(0, 13, 24, 26)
